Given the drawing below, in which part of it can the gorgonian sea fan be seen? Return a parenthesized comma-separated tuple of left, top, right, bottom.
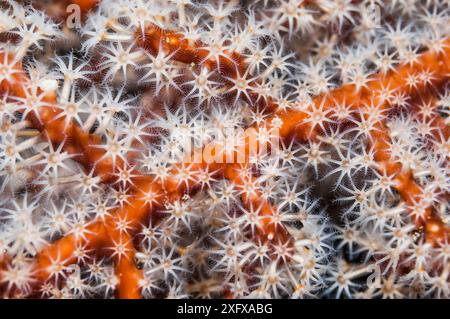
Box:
(0, 0, 449, 299)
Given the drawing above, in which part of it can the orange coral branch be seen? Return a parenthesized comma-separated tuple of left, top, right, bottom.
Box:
(1, 19, 449, 297)
(135, 24, 279, 110)
(0, 52, 124, 183)
(35, 0, 100, 21)
(367, 90, 450, 245)
(135, 24, 247, 77)
(370, 122, 448, 244)
(69, 0, 100, 14)
(223, 163, 290, 242)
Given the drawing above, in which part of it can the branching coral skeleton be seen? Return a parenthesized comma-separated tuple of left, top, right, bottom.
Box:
(0, 0, 449, 299)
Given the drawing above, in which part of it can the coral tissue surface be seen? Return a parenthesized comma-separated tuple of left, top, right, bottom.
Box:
(0, 0, 449, 299)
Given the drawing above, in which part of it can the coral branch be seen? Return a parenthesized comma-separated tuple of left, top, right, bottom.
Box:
(3, 34, 449, 296)
(1, 0, 449, 299)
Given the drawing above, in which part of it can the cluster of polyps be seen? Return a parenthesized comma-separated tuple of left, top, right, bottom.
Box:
(0, 0, 449, 299)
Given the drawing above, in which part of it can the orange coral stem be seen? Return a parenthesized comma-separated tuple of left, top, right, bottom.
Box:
(1, 22, 449, 297)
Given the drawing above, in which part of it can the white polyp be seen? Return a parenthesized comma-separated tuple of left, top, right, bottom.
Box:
(39, 78, 59, 93)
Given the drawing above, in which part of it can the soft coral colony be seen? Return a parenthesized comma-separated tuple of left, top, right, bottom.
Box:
(0, 0, 449, 299)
